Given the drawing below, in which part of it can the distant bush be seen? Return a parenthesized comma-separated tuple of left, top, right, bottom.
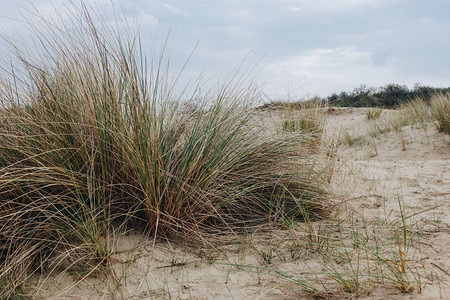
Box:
(327, 84, 450, 108)
(258, 84, 450, 110)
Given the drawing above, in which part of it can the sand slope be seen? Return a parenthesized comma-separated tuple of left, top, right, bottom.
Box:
(26, 107, 449, 299)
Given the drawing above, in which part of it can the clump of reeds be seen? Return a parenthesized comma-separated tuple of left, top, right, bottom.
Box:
(388, 98, 432, 131)
(431, 93, 450, 134)
(280, 100, 327, 151)
(365, 107, 382, 119)
(258, 97, 323, 111)
(0, 3, 331, 298)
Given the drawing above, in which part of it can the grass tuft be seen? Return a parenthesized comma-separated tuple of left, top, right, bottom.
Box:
(431, 93, 450, 134)
(365, 107, 382, 119)
(280, 101, 327, 151)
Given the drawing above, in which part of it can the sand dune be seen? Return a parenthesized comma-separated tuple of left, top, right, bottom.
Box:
(26, 107, 449, 299)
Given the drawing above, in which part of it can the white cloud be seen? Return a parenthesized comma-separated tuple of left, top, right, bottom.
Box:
(263, 47, 399, 97)
(162, 3, 187, 16)
(285, 0, 397, 15)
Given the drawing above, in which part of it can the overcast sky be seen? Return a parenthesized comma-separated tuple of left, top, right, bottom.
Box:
(1, 0, 449, 99)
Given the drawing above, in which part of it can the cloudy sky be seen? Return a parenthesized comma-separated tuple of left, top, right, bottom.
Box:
(1, 0, 449, 99)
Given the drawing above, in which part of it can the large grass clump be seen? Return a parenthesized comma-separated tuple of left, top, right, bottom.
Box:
(387, 97, 432, 131)
(431, 93, 450, 134)
(386, 94, 450, 133)
(0, 4, 330, 298)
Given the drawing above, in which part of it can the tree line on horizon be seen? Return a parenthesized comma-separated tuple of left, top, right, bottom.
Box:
(325, 83, 450, 108)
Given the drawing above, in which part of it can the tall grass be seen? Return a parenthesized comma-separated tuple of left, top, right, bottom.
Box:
(384, 95, 450, 134)
(0, 4, 330, 297)
(431, 93, 450, 134)
(387, 98, 431, 131)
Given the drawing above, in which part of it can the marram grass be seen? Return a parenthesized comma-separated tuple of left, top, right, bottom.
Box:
(0, 4, 331, 298)
(279, 101, 327, 154)
(431, 93, 450, 134)
(365, 107, 382, 120)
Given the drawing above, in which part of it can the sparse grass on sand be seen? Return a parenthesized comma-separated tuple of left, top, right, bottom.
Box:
(0, 4, 331, 298)
(279, 100, 327, 153)
(227, 197, 425, 298)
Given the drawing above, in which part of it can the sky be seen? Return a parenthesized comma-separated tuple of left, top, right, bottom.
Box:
(1, 0, 449, 99)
